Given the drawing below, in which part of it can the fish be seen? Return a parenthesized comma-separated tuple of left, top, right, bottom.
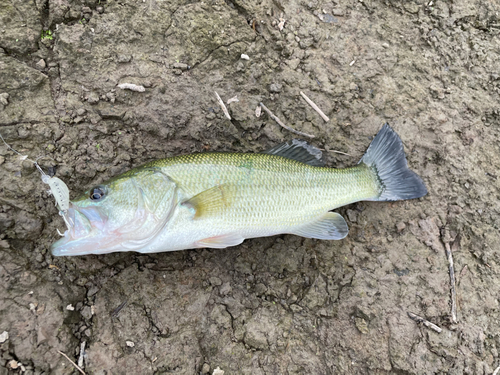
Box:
(51, 124, 427, 256)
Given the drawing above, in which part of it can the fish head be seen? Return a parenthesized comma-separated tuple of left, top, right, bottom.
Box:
(51, 168, 176, 256)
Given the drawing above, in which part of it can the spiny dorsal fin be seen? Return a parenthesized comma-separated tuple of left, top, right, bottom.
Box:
(181, 184, 234, 219)
(262, 139, 325, 167)
(291, 212, 348, 240)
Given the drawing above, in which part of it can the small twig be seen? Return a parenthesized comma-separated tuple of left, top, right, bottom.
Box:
(226, 96, 239, 104)
(259, 102, 315, 138)
(214, 91, 231, 120)
(319, 148, 351, 156)
(57, 350, 86, 375)
(407, 312, 442, 333)
(117, 83, 145, 92)
(445, 242, 458, 324)
(300, 91, 329, 122)
(492, 365, 500, 375)
(78, 341, 86, 368)
(111, 300, 128, 317)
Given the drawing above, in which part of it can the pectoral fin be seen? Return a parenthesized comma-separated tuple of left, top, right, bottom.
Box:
(182, 184, 235, 219)
(292, 212, 348, 240)
(195, 233, 245, 249)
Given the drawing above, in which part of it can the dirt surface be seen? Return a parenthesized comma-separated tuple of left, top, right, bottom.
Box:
(1, 0, 500, 373)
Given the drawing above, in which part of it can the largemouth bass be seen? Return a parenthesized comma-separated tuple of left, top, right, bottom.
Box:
(51, 124, 427, 256)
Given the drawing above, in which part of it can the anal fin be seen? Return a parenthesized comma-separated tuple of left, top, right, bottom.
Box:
(291, 212, 348, 240)
(195, 233, 245, 249)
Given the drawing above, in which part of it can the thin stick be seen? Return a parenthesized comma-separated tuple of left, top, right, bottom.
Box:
(214, 91, 231, 120)
(407, 312, 442, 333)
(445, 242, 458, 324)
(111, 300, 128, 317)
(117, 83, 145, 92)
(78, 341, 86, 368)
(57, 350, 86, 375)
(319, 148, 351, 156)
(259, 102, 315, 138)
(493, 365, 500, 375)
(300, 91, 329, 122)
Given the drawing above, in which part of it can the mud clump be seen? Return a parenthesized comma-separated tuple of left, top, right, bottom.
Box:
(1, 0, 500, 373)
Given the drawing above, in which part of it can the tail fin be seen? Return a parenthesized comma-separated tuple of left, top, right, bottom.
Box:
(360, 124, 427, 201)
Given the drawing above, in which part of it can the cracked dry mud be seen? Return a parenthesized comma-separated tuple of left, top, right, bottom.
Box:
(1, 0, 500, 374)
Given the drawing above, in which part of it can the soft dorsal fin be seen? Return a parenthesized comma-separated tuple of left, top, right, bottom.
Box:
(291, 212, 348, 240)
(262, 139, 325, 167)
(181, 184, 235, 219)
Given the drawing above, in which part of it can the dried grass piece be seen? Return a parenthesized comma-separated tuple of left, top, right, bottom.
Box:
(407, 312, 442, 333)
(259, 102, 315, 138)
(300, 91, 329, 122)
(215, 91, 231, 120)
(57, 350, 86, 375)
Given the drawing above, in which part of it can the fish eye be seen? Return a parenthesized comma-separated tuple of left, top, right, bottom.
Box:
(89, 186, 107, 201)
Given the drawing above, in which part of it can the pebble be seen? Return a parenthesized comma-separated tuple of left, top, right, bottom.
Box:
(117, 54, 132, 63)
(86, 92, 100, 103)
(173, 62, 189, 71)
(35, 59, 46, 69)
(126, 341, 135, 347)
(396, 222, 406, 232)
(212, 367, 224, 375)
(240, 54, 250, 60)
(355, 317, 369, 334)
(346, 209, 357, 223)
(209, 276, 222, 286)
(201, 363, 210, 374)
(0, 331, 8, 343)
(219, 283, 232, 296)
(0, 156, 4, 165)
(269, 83, 282, 92)
(87, 285, 99, 297)
(0, 92, 9, 105)
(81, 306, 92, 320)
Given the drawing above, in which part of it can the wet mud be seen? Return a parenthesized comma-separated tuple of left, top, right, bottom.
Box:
(1, 0, 500, 373)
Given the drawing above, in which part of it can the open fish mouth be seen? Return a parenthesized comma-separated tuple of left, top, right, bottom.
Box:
(51, 192, 175, 256)
(51, 204, 111, 256)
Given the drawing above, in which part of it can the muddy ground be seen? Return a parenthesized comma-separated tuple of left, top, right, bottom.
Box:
(1, 0, 500, 373)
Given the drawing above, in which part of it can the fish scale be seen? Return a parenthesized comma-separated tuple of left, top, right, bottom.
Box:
(148, 153, 379, 239)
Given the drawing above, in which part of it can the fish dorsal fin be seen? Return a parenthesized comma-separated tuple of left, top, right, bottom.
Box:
(262, 139, 325, 167)
(182, 184, 234, 219)
(291, 212, 348, 240)
(195, 233, 245, 249)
